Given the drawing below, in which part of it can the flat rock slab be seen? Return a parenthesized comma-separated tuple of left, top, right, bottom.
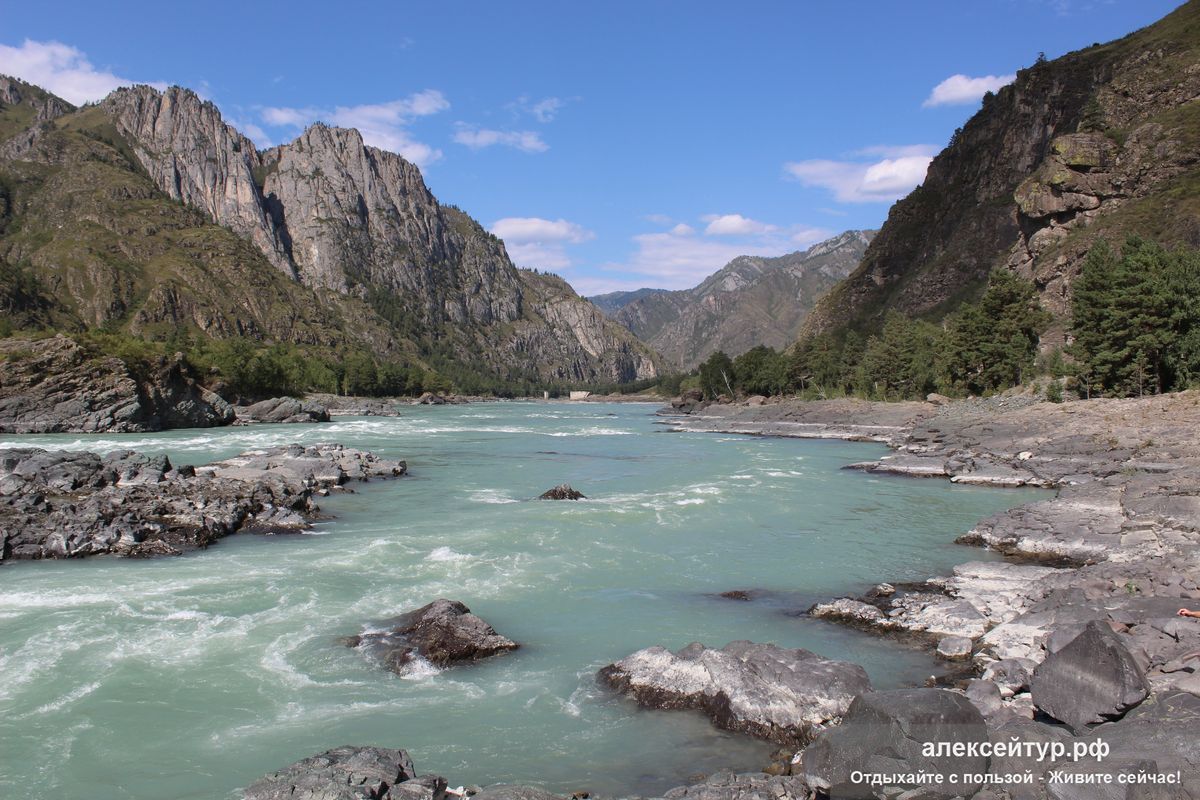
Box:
(240, 396, 331, 424)
(345, 599, 518, 671)
(1030, 620, 1151, 732)
(598, 640, 870, 746)
(802, 688, 989, 800)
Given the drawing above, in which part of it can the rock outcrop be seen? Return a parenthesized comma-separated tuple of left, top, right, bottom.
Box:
(803, 2, 1200, 340)
(239, 396, 330, 424)
(0, 443, 406, 560)
(597, 231, 871, 370)
(801, 689, 990, 800)
(0, 336, 234, 433)
(598, 640, 870, 746)
(343, 599, 518, 672)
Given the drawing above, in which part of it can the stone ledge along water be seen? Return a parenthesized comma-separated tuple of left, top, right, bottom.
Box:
(0, 402, 1044, 799)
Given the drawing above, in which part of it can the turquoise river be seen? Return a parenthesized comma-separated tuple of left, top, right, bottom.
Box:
(0, 402, 1046, 799)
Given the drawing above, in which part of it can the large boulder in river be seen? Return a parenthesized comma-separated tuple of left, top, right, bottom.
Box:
(538, 484, 585, 500)
(243, 745, 416, 800)
(1030, 620, 1151, 732)
(344, 599, 518, 671)
(802, 688, 989, 799)
(240, 396, 330, 424)
(598, 640, 870, 746)
(0, 335, 233, 433)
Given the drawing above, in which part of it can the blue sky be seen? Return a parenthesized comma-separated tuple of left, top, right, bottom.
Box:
(0, 0, 1183, 294)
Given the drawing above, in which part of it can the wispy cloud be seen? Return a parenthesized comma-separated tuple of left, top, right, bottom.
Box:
(505, 95, 567, 123)
(922, 73, 1015, 107)
(573, 215, 831, 294)
(453, 124, 548, 153)
(702, 213, 776, 236)
(261, 90, 449, 167)
(491, 216, 594, 270)
(0, 39, 164, 105)
(784, 144, 938, 203)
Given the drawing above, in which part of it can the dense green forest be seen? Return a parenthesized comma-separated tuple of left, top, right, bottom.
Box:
(677, 237, 1200, 403)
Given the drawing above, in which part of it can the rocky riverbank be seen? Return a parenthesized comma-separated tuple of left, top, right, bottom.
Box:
(0, 443, 406, 561)
(654, 392, 1200, 796)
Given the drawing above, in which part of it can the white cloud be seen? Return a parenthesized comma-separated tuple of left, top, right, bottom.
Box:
(0, 39, 164, 105)
(579, 216, 832, 293)
(453, 124, 548, 153)
(490, 216, 594, 271)
(261, 90, 449, 167)
(491, 217, 594, 244)
(784, 145, 937, 203)
(922, 73, 1015, 107)
(702, 213, 776, 236)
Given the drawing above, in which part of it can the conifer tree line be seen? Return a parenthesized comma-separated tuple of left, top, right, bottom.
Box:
(688, 236, 1200, 402)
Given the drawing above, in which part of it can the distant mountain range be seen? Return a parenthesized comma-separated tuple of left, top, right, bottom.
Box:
(591, 230, 873, 370)
(0, 78, 660, 389)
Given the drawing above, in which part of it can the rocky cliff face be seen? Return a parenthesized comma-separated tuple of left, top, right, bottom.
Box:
(601, 230, 872, 370)
(0, 336, 233, 433)
(803, 1, 1200, 340)
(0, 79, 658, 386)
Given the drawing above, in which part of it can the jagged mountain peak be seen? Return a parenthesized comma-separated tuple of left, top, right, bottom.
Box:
(0, 77, 661, 387)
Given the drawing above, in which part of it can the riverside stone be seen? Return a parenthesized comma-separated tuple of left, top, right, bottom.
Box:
(0, 444, 406, 561)
(1030, 620, 1151, 732)
(240, 397, 331, 424)
(801, 689, 989, 800)
(598, 640, 870, 746)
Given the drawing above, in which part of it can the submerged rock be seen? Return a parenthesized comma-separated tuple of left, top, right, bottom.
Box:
(1030, 620, 1151, 732)
(345, 599, 518, 671)
(598, 640, 870, 746)
(802, 689, 989, 799)
(538, 484, 586, 500)
(240, 396, 330, 424)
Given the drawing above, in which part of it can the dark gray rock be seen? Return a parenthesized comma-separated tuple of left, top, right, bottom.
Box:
(598, 640, 870, 746)
(0, 336, 233, 433)
(345, 599, 518, 671)
(243, 745, 416, 800)
(1030, 620, 1151, 732)
(802, 688, 989, 799)
(985, 717, 1074, 800)
(0, 444, 406, 561)
(658, 771, 812, 800)
(472, 788, 563, 800)
(241, 397, 331, 424)
(538, 485, 585, 500)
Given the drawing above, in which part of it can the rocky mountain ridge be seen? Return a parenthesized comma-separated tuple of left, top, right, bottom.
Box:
(0, 77, 659, 388)
(596, 230, 872, 370)
(802, 0, 1200, 342)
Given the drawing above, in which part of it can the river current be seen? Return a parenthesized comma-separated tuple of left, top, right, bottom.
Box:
(0, 402, 1045, 799)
